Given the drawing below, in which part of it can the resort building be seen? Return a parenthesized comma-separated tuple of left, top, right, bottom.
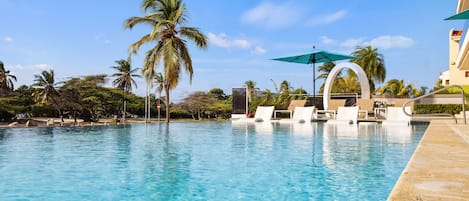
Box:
(440, 0, 469, 86)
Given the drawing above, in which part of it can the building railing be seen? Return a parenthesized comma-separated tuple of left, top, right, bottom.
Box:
(402, 85, 466, 124)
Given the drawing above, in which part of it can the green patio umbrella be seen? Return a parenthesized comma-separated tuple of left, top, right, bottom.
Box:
(445, 9, 469, 20)
(272, 47, 355, 102)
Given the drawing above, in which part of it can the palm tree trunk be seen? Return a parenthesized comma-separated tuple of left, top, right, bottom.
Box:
(144, 84, 148, 123)
(164, 86, 170, 123)
(123, 100, 126, 124)
(147, 85, 151, 122)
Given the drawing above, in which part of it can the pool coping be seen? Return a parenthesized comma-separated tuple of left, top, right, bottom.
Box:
(387, 119, 469, 200)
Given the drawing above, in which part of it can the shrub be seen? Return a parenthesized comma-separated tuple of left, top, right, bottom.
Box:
(414, 104, 469, 115)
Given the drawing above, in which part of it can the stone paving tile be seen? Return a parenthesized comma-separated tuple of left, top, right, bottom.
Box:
(388, 120, 469, 201)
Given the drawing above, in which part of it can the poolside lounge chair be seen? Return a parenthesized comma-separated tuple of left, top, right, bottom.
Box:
(382, 106, 412, 126)
(232, 106, 275, 123)
(326, 106, 359, 124)
(274, 99, 307, 118)
(278, 106, 316, 123)
(317, 99, 346, 119)
(356, 99, 374, 120)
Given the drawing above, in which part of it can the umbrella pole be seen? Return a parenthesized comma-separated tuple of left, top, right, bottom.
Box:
(312, 63, 316, 107)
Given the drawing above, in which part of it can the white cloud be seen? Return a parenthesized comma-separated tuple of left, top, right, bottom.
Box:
(241, 2, 304, 28)
(251, 46, 267, 55)
(322, 35, 415, 50)
(308, 10, 348, 26)
(31, 64, 51, 70)
(6, 64, 52, 71)
(232, 39, 251, 48)
(208, 32, 252, 49)
(207, 32, 230, 48)
(6, 64, 24, 70)
(320, 36, 337, 45)
(365, 35, 415, 49)
(208, 32, 267, 55)
(3, 36, 13, 43)
(340, 38, 366, 48)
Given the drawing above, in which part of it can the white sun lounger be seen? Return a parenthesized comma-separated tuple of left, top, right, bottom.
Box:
(278, 106, 316, 123)
(382, 106, 412, 126)
(232, 106, 274, 123)
(326, 106, 359, 124)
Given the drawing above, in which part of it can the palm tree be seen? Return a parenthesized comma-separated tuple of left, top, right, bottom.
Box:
(376, 79, 419, 98)
(125, 0, 208, 123)
(279, 80, 291, 95)
(316, 62, 342, 93)
(32, 70, 63, 120)
(316, 62, 337, 81)
(110, 59, 141, 122)
(0, 60, 17, 96)
(245, 80, 256, 102)
(336, 70, 360, 93)
(351, 46, 386, 93)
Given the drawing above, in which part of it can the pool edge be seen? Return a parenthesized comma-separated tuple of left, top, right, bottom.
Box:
(387, 119, 469, 200)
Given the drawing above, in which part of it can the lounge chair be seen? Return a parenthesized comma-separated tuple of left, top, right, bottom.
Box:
(317, 99, 346, 119)
(382, 106, 412, 126)
(274, 99, 307, 118)
(326, 106, 359, 124)
(356, 99, 374, 120)
(232, 106, 274, 123)
(278, 106, 316, 123)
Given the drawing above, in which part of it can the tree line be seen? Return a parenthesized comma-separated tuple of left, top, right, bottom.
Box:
(0, 60, 232, 122)
(1, 0, 210, 123)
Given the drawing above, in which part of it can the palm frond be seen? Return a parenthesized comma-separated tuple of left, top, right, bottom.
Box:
(179, 27, 208, 48)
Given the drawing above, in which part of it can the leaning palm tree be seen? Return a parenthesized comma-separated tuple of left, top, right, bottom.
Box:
(125, 0, 208, 123)
(110, 59, 141, 122)
(32, 70, 63, 121)
(0, 60, 17, 96)
(351, 46, 386, 93)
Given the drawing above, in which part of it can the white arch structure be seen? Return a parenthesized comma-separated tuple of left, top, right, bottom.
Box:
(323, 62, 370, 110)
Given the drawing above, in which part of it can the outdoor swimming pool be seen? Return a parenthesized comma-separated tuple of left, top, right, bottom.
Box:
(0, 122, 427, 200)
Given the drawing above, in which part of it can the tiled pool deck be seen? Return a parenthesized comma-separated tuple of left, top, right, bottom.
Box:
(388, 119, 469, 200)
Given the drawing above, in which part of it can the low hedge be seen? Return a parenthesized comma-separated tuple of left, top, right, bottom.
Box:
(414, 104, 469, 115)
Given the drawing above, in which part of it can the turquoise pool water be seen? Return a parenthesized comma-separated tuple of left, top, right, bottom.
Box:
(0, 122, 427, 200)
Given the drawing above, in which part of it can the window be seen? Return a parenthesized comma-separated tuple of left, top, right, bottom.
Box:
(445, 80, 450, 85)
(466, 71, 469, 77)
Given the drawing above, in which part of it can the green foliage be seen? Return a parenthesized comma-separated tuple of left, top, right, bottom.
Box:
(0, 60, 17, 96)
(208, 88, 227, 100)
(169, 106, 192, 119)
(414, 104, 469, 115)
(376, 79, 424, 98)
(125, 0, 208, 123)
(351, 46, 386, 92)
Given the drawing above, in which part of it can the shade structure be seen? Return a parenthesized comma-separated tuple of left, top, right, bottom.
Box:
(272, 50, 355, 64)
(272, 48, 356, 105)
(445, 9, 469, 20)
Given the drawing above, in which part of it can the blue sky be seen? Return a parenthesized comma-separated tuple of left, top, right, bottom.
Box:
(0, 0, 462, 102)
